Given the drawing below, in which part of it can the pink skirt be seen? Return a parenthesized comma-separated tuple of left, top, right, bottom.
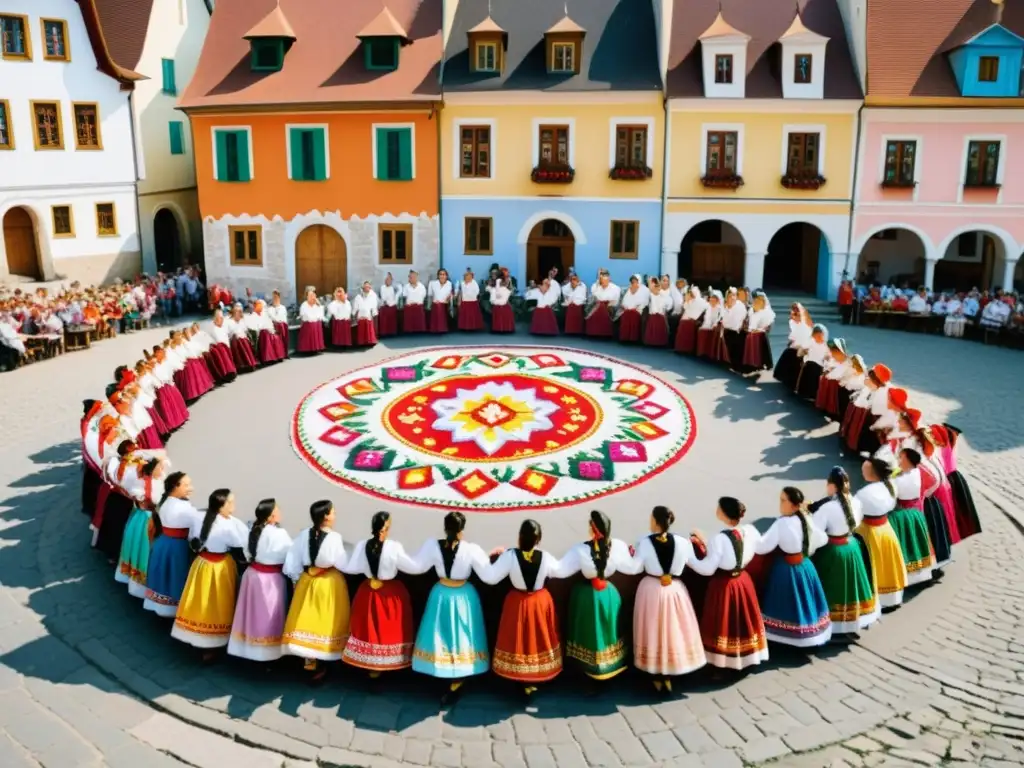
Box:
(458, 301, 484, 331)
(935, 481, 962, 545)
(644, 314, 669, 347)
(429, 303, 450, 334)
(356, 318, 377, 346)
(618, 309, 642, 342)
(136, 425, 163, 450)
(586, 303, 614, 338)
(230, 336, 258, 371)
(402, 304, 426, 333)
(331, 318, 352, 347)
(273, 321, 290, 357)
(176, 358, 213, 401)
(674, 318, 698, 354)
(147, 405, 170, 437)
(257, 329, 284, 364)
(378, 305, 399, 336)
(207, 343, 237, 382)
(633, 576, 707, 676)
(565, 304, 585, 335)
(297, 321, 325, 353)
(530, 306, 559, 336)
(227, 565, 288, 663)
(155, 383, 189, 430)
(491, 304, 515, 333)
(742, 332, 772, 371)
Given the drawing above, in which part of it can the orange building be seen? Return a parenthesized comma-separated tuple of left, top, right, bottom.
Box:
(179, 0, 442, 302)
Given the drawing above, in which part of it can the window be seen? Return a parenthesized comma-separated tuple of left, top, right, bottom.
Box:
(883, 140, 916, 186)
(714, 54, 733, 84)
(0, 100, 12, 149)
(214, 128, 251, 182)
(705, 131, 738, 176)
(32, 101, 63, 150)
(464, 217, 492, 255)
(538, 124, 569, 167)
(615, 125, 648, 168)
(786, 132, 819, 177)
(459, 126, 490, 178)
(229, 225, 263, 266)
(978, 56, 999, 83)
(365, 38, 398, 71)
(610, 220, 638, 259)
(41, 19, 68, 61)
(1, 14, 30, 60)
(51, 205, 73, 237)
(161, 58, 177, 94)
(73, 103, 101, 149)
(169, 121, 185, 155)
(965, 140, 1000, 187)
(288, 126, 328, 181)
(374, 126, 413, 181)
(378, 223, 413, 265)
(251, 39, 284, 72)
(95, 203, 117, 236)
(475, 42, 497, 72)
(552, 42, 574, 72)
(794, 54, 813, 84)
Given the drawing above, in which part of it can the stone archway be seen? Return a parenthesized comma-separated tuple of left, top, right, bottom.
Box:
(855, 227, 928, 287)
(677, 220, 745, 288)
(936, 230, 1004, 291)
(295, 224, 347, 299)
(2, 207, 41, 280)
(526, 219, 575, 284)
(153, 209, 183, 273)
(764, 222, 829, 295)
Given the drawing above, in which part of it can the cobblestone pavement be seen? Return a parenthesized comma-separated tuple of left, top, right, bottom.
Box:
(1, 321, 1023, 767)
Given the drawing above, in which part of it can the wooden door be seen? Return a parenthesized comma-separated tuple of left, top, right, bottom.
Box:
(692, 243, 743, 285)
(3, 207, 40, 279)
(295, 225, 347, 298)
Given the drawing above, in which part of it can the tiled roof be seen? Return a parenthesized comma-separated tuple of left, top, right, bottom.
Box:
(81, 0, 151, 83)
(244, 6, 297, 40)
(357, 7, 411, 41)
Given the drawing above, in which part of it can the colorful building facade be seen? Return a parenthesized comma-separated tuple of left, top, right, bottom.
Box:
(179, 0, 441, 303)
(439, 0, 664, 288)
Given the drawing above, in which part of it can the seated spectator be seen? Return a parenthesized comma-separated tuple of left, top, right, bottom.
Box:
(944, 295, 966, 338)
(931, 294, 949, 316)
(980, 295, 1011, 330)
(890, 290, 909, 312)
(862, 286, 883, 310)
(907, 288, 929, 314)
(963, 290, 980, 318)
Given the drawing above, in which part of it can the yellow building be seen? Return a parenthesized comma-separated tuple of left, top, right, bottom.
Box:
(661, 0, 862, 298)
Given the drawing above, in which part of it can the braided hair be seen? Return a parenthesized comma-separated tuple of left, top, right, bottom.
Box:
(782, 486, 810, 557)
(588, 510, 611, 579)
(828, 466, 857, 531)
(307, 500, 333, 566)
(154, 471, 187, 538)
(191, 488, 231, 554)
(439, 512, 466, 577)
(868, 457, 896, 497)
(367, 511, 390, 578)
(248, 498, 276, 562)
(718, 497, 747, 569)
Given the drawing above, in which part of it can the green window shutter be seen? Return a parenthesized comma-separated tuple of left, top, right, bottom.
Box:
(375, 127, 390, 180)
(311, 128, 327, 180)
(215, 130, 229, 180)
(169, 122, 184, 155)
(289, 128, 305, 180)
(161, 59, 176, 95)
(397, 128, 412, 180)
(235, 131, 251, 181)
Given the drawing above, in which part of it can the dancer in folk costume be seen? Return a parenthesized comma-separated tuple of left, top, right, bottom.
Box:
(586, 271, 619, 338)
(353, 281, 379, 347)
(740, 292, 775, 373)
(228, 499, 293, 663)
(675, 286, 707, 355)
(224, 304, 257, 372)
(297, 288, 326, 354)
(855, 457, 907, 608)
(267, 290, 290, 356)
(632, 506, 707, 692)
(281, 501, 350, 682)
(795, 324, 829, 399)
(326, 288, 353, 349)
(696, 290, 724, 360)
(930, 423, 982, 539)
(530, 278, 561, 336)
(890, 448, 936, 586)
(377, 274, 400, 337)
(186, 323, 218, 391)
(689, 497, 770, 670)
(402, 272, 427, 333)
(488, 278, 516, 333)
(563, 272, 587, 335)
(456, 269, 485, 331)
(171, 489, 249, 656)
(667, 276, 685, 334)
(641, 278, 669, 347)
(867, 383, 905, 453)
(557, 511, 643, 681)
(721, 289, 748, 369)
(144, 472, 204, 617)
(93, 439, 144, 558)
(811, 467, 880, 634)
(151, 345, 190, 429)
(342, 512, 426, 676)
(428, 269, 454, 334)
(116, 453, 172, 599)
(774, 304, 812, 389)
(837, 353, 865, 427)
(815, 339, 849, 419)
(618, 275, 646, 343)
(132, 359, 172, 437)
(205, 309, 238, 383)
(481, 520, 565, 695)
(251, 299, 285, 364)
(756, 487, 832, 648)
(842, 363, 892, 455)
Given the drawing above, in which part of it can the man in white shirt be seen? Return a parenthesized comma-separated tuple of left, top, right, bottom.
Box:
(907, 288, 930, 314)
(980, 295, 1011, 330)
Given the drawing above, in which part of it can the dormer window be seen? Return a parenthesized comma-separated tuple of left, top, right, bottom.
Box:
(947, 23, 1024, 97)
(366, 39, 399, 70)
(467, 17, 507, 74)
(357, 8, 412, 73)
(243, 6, 296, 74)
(715, 54, 733, 84)
(252, 39, 285, 71)
(544, 16, 585, 76)
(778, 13, 828, 99)
(698, 13, 750, 98)
(979, 56, 999, 82)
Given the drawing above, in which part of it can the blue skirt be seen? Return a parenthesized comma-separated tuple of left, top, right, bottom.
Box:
(761, 556, 833, 648)
(143, 535, 192, 618)
(411, 581, 489, 679)
(116, 507, 152, 599)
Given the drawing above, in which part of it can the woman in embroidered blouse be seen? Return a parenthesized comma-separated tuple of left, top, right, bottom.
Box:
(456, 269, 484, 332)
(342, 511, 427, 676)
(811, 467, 879, 635)
(854, 457, 907, 609)
(228, 499, 293, 663)
(225, 304, 258, 373)
(891, 448, 937, 586)
(252, 299, 285, 364)
(689, 497, 769, 671)
(205, 309, 238, 384)
(555, 510, 642, 681)
(815, 339, 849, 419)
(116, 454, 171, 600)
(696, 290, 724, 360)
(632, 506, 706, 692)
(643, 279, 672, 348)
(480, 520, 563, 695)
(281, 500, 350, 681)
(487, 278, 515, 334)
(326, 288, 353, 349)
(674, 286, 707, 355)
(267, 290, 290, 356)
(720, 289, 749, 369)
(931, 423, 982, 539)
(427, 269, 453, 334)
(144, 472, 204, 617)
(773, 303, 810, 389)
(842, 362, 891, 454)
(353, 282, 379, 347)
(171, 489, 249, 657)
(618, 275, 646, 344)
(149, 345, 189, 430)
(378, 274, 400, 337)
(530, 278, 561, 336)
(738, 292, 775, 373)
(297, 288, 326, 355)
(586, 271, 619, 338)
(563, 273, 587, 335)
(795, 323, 829, 399)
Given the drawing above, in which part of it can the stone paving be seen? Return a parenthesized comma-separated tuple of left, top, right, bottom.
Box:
(1, 320, 1023, 767)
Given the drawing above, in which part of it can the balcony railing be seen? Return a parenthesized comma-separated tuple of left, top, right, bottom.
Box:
(531, 164, 575, 184)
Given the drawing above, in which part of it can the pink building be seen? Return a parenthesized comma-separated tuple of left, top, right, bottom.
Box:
(848, 0, 1024, 293)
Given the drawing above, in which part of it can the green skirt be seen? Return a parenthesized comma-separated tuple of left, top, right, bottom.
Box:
(116, 506, 152, 598)
(812, 537, 878, 634)
(888, 506, 934, 586)
(565, 580, 626, 679)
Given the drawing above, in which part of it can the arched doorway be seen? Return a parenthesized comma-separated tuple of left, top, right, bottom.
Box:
(678, 220, 744, 288)
(154, 209, 182, 272)
(855, 228, 927, 288)
(3, 207, 41, 279)
(526, 219, 574, 283)
(936, 231, 1000, 291)
(764, 222, 828, 294)
(296, 224, 347, 299)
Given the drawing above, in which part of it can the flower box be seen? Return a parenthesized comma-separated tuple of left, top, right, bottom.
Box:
(700, 174, 744, 189)
(531, 165, 575, 184)
(781, 174, 826, 190)
(609, 164, 653, 181)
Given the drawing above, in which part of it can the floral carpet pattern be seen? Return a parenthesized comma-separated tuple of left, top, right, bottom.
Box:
(291, 347, 696, 510)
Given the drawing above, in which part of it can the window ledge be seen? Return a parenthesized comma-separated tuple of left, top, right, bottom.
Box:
(609, 164, 652, 181)
(880, 180, 916, 189)
(700, 174, 744, 189)
(780, 174, 826, 190)
(963, 182, 1001, 190)
(531, 165, 575, 184)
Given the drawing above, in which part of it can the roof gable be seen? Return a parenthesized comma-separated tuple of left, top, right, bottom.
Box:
(82, 0, 151, 85)
(963, 22, 1024, 48)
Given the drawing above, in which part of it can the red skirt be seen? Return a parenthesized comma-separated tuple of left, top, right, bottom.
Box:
(815, 377, 841, 417)
(230, 336, 258, 371)
(207, 342, 237, 381)
(137, 425, 163, 450)
(296, 321, 325, 354)
(429, 303, 450, 334)
(331, 318, 352, 347)
(155, 383, 189, 430)
(257, 329, 284, 364)
(491, 304, 516, 333)
(715, 331, 731, 364)
(530, 306, 559, 336)
(273, 321, 290, 357)
(842, 404, 870, 450)
(696, 328, 716, 358)
(147, 405, 170, 437)
(458, 301, 484, 331)
(356, 318, 377, 346)
(618, 309, 642, 343)
(741, 332, 772, 371)
(378, 305, 399, 336)
(176, 358, 213, 401)
(402, 304, 426, 333)
(674, 318, 698, 354)
(564, 304, 585, 335)
(700, 570, 768, 670)
(492, 589, 562, 683)
(342, 579, 414, 672)
(585, 303, 614, 338)
(643, 314, 669, 347)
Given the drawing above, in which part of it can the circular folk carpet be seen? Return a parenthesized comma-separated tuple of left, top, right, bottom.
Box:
(291, 346, 696, 511)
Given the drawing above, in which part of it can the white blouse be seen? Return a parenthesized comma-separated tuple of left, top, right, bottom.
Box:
(722, 303, 748, 331)
(130, 399, 153, 432)
(894, 469, 922, 501)
(700, 305, 722, 329)
(536, 287, 560, 308)
(805, 340, 830, 366)
(855, 482, 897, 518)
(621, 288, 646, 311)
(413, 539, 490, 580)
(812, 496, 864, 535)
(564, 284, 587, 306)
(788, 321, 811, 349)
(460, 281, 480, 301)
(208, 322, 230, 345)
(842, 371, 865, 390)
(633, 534, 696, 577)
(283, 528, 346, 580)
(683, 297, 708, 320)
(748, 308, 775, 332)
(403, 282, 426, 305)
(224, 317, 248, 339)
(189, 514, 248, 554)
(551, 538, 642, 580)
(353, 292, 379, 320)
(343, 538, 426, 580)
(488, 284, 511, 305)
(327, 300, 352, 321)
(688, 526, 761, 575)
(428, 280, 453, 304)
(826, 360, 851, 381)
(244, 524, 293, 565)
(267, 304, 288, 324)
(299, 302, 324, 323)
(756, 515, 827, 556)
(592, 283, 620, 304)
(158, 496, 204, 531)
(647, 291, 672, 316)
(479, 549, 561, 591)
(670, 286, 684, 315)
(380, 284, 399, 307)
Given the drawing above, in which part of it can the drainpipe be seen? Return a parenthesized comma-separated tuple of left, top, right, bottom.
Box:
(435, 102, 443, 276)
(843, 102, 865, 283)
(659, 96, 671, 278)
(128, 90, 146, 277)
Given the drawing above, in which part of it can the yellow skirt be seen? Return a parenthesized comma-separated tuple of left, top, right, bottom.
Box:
(170, 553, 238, 649)
(855, 519, 908, 609)
(282, 567, 351, 661)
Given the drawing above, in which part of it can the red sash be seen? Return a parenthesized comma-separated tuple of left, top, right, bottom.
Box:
(163, 526, 189, 539)
(250, 562, 283, 574)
